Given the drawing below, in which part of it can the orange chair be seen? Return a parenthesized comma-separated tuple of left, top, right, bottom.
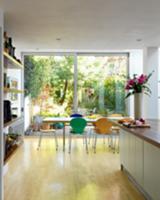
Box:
(93, 118, 119, 153)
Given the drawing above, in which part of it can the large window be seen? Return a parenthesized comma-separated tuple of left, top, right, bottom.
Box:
(77, 54, 128, 116)
(24, 55, 74, 117)
(24, 53, 128, 118)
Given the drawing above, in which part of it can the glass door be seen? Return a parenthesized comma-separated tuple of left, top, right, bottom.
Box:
(24, 55, 74, 117)
(77, 54, 128, 117)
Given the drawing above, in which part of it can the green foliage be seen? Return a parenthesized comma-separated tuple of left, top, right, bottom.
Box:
(49, 56, 74, 105)
(25, 55, 127, 116)
(24, 56, 51, 99)
(104, 76, 126, 114)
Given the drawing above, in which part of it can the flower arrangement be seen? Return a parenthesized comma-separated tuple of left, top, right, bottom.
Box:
(125, 72, 153, 98)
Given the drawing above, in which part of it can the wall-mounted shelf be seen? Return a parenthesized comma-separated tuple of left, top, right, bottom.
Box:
(4, 117, 23, 128)
(4, 87, 24, 94)
(3, 51, 23, 69)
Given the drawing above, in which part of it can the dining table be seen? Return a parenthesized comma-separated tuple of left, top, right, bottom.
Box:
(43, 116, 123, 151)
(42, 117, 96, 151)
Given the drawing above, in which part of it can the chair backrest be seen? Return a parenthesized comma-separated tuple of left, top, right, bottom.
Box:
(70, 113, 83, 118)
(94, 118, 113, 134)
(70, 118, 87, 134)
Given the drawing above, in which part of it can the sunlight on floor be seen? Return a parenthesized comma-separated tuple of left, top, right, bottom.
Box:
(4, 137, 145, 200)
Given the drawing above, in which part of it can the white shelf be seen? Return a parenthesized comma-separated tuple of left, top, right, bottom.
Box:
(3, 52, 23, 69)
(4, 117, 23, 128)
(4, 87, 24, 94)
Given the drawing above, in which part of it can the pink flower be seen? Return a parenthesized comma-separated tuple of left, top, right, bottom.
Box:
(138, 74, 147, 84)
(128, 79, 135, 86)
(125, 84, 131, 90)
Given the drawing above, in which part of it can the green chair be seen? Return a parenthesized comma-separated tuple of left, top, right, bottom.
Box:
(69, 118, 88, 153)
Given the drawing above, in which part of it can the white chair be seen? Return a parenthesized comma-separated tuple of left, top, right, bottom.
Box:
(37, 122, 58, 151)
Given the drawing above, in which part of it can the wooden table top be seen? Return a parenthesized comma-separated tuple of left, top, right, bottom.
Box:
(43, 117, 96, 123)
(112, 119, 160, 148)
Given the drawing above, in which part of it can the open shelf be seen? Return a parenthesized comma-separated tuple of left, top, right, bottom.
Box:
(4, 117, 22, 128)
(4, 138, 23, 164)
(4, 87, 24, 94)
(3, 51, 23, 69)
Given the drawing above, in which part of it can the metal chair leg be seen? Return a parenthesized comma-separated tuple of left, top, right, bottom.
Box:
(108, 135, 111, 147)
(37, 132, 43, 150)
(88, 127, 93, 144)
(103, 135, 105, 144)
(92, 133, 95, 148)
(83, 135, 85, 145)
(54, 131, 58, 151)
(117, 134, 120, 153)
(85, 133, 89, 154)
(94, 134, 97, 153)
(68, 133, 72, 154)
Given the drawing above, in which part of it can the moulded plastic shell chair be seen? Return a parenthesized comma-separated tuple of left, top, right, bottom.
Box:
(68, 117, 88, 153)
(93, 117, 119, 153)
(70, 113, 83, 118)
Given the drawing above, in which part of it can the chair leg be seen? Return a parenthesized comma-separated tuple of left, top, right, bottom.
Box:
(103, 135, 105, 144)
(94, 134, 97, 153)
(108, 135, 111, 147)
(85, 133, 89, 154)
(54, 131, 58, 151)
(117, 134, 120, 153)
(88, 128, 92, 144)
(37, 132, 43, 150)
(92, 133, 95, 148)
(68, 133, 72, 154)
(111, 135, 117, 153)
(83, 135, 85, 145)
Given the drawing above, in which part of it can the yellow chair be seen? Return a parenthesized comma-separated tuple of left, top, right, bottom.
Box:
(93, 118, 119, 153)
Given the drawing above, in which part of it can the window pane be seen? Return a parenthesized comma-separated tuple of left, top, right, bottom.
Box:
(24, 55, 74, 117)
(77, 55, 128, 116)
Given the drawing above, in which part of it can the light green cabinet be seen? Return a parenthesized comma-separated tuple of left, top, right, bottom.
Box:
(120, 130, 129, 169)
(120, 130, 143, 187)
(135, 137, 144, 187)
(144, 141, 160, 200)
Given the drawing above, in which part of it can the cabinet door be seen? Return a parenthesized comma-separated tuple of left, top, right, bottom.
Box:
(135, 137, 144, 187)
(128, 134, 136, 178)
(144, 141, 160, 200)
(120, 130, 129, 169)
(120, 129, 144, 187)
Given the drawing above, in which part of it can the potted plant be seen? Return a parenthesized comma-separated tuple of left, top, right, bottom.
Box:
(125, 72, 153, 119)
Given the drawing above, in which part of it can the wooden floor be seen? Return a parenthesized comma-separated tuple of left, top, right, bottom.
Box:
(4, 137, 145, 200)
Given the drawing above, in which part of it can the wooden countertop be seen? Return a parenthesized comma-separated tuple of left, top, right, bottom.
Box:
(112, 119, 160, 148)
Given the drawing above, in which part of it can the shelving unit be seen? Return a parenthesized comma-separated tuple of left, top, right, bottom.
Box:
(3, 51, 24, 162)
(3, 51, 23, 69)
(4, 87, 23, 94)
(4, 117, 23, 128)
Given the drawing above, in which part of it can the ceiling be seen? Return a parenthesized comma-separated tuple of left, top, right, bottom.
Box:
(1, 0, 160, 52)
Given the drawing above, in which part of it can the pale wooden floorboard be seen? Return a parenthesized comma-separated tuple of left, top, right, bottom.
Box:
(4, 137, 145, 200)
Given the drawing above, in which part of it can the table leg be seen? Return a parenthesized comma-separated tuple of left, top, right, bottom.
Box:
(63, 123, 65, 151)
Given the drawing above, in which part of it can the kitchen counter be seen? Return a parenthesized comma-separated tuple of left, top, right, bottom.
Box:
(113, 119, 160, 148)
(115, 119, 160, 200)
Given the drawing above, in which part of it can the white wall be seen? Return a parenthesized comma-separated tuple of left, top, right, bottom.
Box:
(127, 48, 159, 119)
(143, 47, 159, 119)
(128, 50, 143, 117)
